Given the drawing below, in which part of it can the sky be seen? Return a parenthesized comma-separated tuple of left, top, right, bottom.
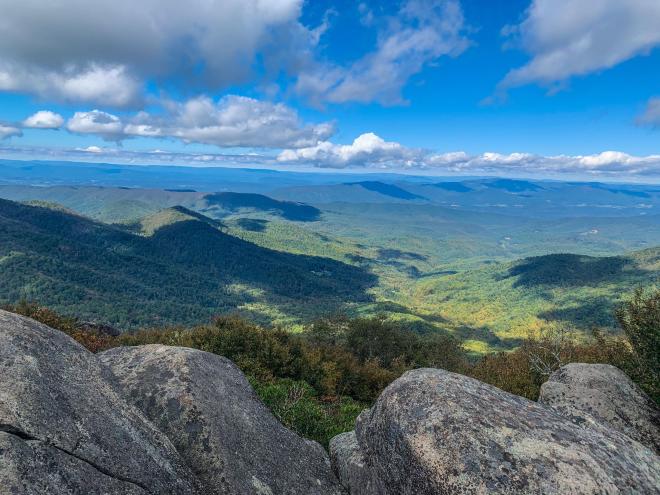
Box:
(0, 0, 659, 180)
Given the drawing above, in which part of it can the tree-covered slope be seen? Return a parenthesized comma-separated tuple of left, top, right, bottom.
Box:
(413, 248, 660, 351)
(0, 199, 375, 328)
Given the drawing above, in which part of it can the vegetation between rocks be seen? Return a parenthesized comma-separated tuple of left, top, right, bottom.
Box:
(5, 286, 658, 447)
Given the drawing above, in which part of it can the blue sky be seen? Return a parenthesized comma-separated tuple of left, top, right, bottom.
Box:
(0, 0, 659, 180)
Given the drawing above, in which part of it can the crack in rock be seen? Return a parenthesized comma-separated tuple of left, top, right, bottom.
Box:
(0, 423, 151, 493)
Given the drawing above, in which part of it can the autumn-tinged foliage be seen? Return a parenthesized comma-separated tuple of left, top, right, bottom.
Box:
(4, 301, 115, 353)
(5, 288, 658, 446)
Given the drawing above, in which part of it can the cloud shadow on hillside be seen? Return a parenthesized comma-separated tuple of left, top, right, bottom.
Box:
(506, 254, 645, 288)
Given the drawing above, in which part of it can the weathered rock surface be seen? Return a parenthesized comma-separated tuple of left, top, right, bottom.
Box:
(99, 344, 344, 495)
(539, 363, 660, 454)
(0, 310, 199, 494)
(333, 368, 660, 495)
(329, 431, 377, 495)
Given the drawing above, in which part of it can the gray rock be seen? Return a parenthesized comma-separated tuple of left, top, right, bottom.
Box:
(329, 431, 377, 495)
(99, 344, 344, 495)
(0, 310, 199, 494)
(0, 432, 144, 494)
(539, 363, 660, 454)
(337, 368, 660, 494)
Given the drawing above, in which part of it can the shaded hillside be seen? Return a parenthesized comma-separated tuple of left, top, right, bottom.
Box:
(0, 199, 375, 328)
(413, 247, 659, 350)
(201, 192, 320, 221)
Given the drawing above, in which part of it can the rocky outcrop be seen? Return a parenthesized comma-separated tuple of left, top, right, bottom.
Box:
(0, 310, 199, 494)
(3, 308, 659, 495)
(332, 368, 660, 494)
(539, 363, 660, 453)
(329, 431, 376, 495)
(99, 344, 343, 495)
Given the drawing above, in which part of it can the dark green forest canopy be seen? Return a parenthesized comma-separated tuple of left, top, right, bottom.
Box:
(0, 199, 375, 327)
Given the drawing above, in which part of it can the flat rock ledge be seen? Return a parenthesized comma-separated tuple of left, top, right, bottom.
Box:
(331, 368, 660, 495)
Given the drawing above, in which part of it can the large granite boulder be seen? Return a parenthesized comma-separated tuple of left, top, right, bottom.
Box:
(0, 310, 199, 494)
(99, 344, 344, 495)
(539, 363, 660, 453)
(332, 368, 660, 494)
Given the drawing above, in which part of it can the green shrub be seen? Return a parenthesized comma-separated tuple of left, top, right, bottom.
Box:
(252, 378, 364, 447)
(616, 287, 660, 401)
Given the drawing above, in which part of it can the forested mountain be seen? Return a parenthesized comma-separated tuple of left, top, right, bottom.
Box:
(412, 248, 660, 351)
(0, 199, 375, 327)
(0, 177, 658, 352)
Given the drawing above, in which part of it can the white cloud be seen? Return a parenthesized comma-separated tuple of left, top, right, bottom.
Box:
(62, 95, 334, 148)
(22, 110, 64, 129)
(0, 125, 22, 140)
(500, 0, 660, 90)
(0, 0, 311, 106)
(0, 63, 145, 109)
(638, 97, 660, 127)
(296, 0, 469, 105)
(133, 95, 334, 148)
(76, 145, 105, 153)
(278, 132, 660, 177)
(4, 141, 660, 179)
(278, 132, 423, 167)
(66, 110, 124, 141)
(425, 151, 660, 177)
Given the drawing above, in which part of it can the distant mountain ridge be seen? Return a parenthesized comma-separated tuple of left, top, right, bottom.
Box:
(0, 185, 321, 223)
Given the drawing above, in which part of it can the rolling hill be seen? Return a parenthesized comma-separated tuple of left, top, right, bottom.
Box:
(411, 248, 660, 352)
(0, 199, 375, 328)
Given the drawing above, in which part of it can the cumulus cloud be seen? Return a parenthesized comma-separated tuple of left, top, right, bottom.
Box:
(278, 133, 422, 167)
(134, 95, 334, 148)
(4, 140, 660, 179)
(0, 63, 142, 107)
(22, 110, 64, 129)
(637, 97, 660, 127)
(0, 0, 313, 106)
(61, 95, 334, 148)
(296, 0, 469, 105)
(0, 124, 22, 140)
(67, 110, 124, 141)
(278, 132, 660, 177)
(76, 146, 106, 154)
(500, 0, 660, 90)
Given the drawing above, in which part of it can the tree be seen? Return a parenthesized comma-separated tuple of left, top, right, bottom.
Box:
(616, 287, 660, 400)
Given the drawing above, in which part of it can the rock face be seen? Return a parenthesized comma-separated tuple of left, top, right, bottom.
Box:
(539, 363, 660, 454)
(329, 431, 376, 495)
(99, 344, 343, 495)
(332, 368, 660, 495)
(4, 307, 659, 495)
(0, 310, 199, 494)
